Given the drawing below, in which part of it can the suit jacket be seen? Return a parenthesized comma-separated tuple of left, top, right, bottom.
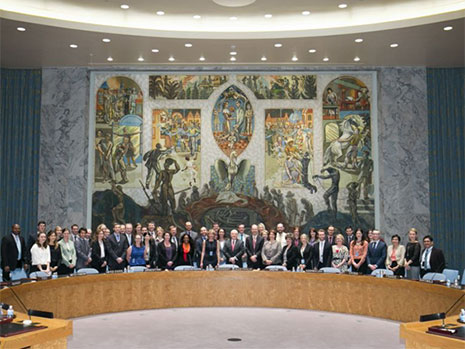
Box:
(344, 234, 355, 248)
(421, 247, 446, 273)
(385, 244, 406, 267)
(90, 240, 108, 270)
(281, 245, 299, 270)
(297, 244, 313, 269)
(223, 239, 244, 265)
(1, 233, 29, 270)
(245, 235, 264, 268)
(106, 233, 129, 269)
(157, 242, 178, 269)
(326, 235, 337, 246)
(146, 239, 158, 268)
(194, 237, 206, 264)
(367, 240, 387, 269)
(180, 230, 198, 241)
(313, 240, 333, 268)
(75, 237, 91, 270)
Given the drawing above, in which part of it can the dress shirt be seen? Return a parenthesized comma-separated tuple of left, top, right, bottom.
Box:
(319, 240, 325, 263)
(30, 245, 51, 265)
(421, 247, 432, 270)
(13, 233, 22, 260)
(99, 240, 105, 258)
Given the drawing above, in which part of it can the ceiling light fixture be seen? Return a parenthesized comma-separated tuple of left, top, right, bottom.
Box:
(199, 56, 206, 61)
(261, 56, 267, 61)
(230, 51, 237, 55)
(185, 43, 193, 48)
(292, 56, 298, 62)
(443, 26, 453, 31)
(168, 56, 175, 61)
(102, 38, 111, 43)
(302, 11, 310, 16)
(230, 56, 236, 61)
(274, 43, 282, 48)
(323, 57, 329, 62)
(264, 14, 272, 18)
(156, 11, 165, 16)
(229, 16, 238, 20)
(193, 15, 201, 19)
(390, 43, 399, 48)
(308, 49, 316, 53)
(355, 38, 363, 43)
(107, 57, 114, 62)
(120, 4, 129, 9)
(353, 56, 360, 62)
(69, 44, 78, 48)
(151, 49, 160, 53)
(138, 57, 144, 62)
(338, 3, 348, 9)
(16, 27, 26, 32)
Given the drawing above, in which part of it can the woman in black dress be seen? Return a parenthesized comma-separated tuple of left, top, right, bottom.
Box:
(47, 230, 62, 275)
(177, 233, 195, 266)
(90, 228, 108, 273)
(157, 232, 177, 270)
(200, 229, 220, 269)
(281, 233, 299, 270)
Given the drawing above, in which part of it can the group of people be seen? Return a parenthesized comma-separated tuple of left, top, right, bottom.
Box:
(1, 220, 446, 282)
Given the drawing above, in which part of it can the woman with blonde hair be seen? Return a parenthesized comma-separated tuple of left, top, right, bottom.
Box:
(331, 234, 349, 272)
(404, 228, 421, 280)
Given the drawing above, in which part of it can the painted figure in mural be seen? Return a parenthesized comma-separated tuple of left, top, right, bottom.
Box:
(323, 116, 362, 167)
(358, 150, 373, 200)
(300, 152, 317, 194)
(245, 103, 253, 134)
(97, 133, 115, 182)
(300, 198, 314, 222)
(285, 191, 298, 226)
(111, 182, 125, 223)
(283, 139, 302, 184)
(313, 167, 340, 216)
(213, 108, 221, 132)
(190, 185, 200, 203)
(143, 143, 172, 189)
(325, 87, 338, 105)
(261, 186, 273, 203)
(182, 155, 198, 186)
(114, 127, 141, 168)
(347, 182, 360, 225)
(153, 158, 180, 215)
(177, 192, 187, 212)
(112, 137, 130, 184)
(214, 151, 251, 191)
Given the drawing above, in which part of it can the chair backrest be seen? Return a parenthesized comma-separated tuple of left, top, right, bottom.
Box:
(129, 266, 146, 273)
(371, 269, 394, 277)
(76, 268, 99, 275)
(28, 309, 54, 319)
(462, 269, 465, 286)
(442, 269, 459, 282)
(174, 265, 195, 271)
(422, 272, 447, 281)
(265, 265, 287, 271)
(29, 271, 50, 279)
(419, 312, 445, 322)
(218, 264, 239, 270)
(320, 267, 341, 274)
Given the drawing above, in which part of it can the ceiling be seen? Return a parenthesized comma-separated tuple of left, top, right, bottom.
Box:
(0, 0, 464, 68)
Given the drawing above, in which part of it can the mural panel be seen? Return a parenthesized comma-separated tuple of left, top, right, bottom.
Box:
(238, 74, 317, 99)
(212, 85, 254, 157)
(149, 75, 228, 99)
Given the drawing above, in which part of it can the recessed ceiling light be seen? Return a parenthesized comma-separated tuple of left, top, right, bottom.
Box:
(199, 56, 206, 61)
(156, 11, 165, 16)
(138, 57, 144, 62)
(230, 51, 237, 55)
(102, 38, 111, 43)
(107, 57, 114, 62)
(292, 56, 298, 62)
(355, 38, 363, 43)
(120, 4, 129, 9)
(230, 56, 236, 61)
(264, 14, 272, 18)
(302, 11, 311, 16)
(274, 43, 282, 48)
(390, 43, 399, 48)
(308, 49, 316, 53)
(261, 56, 267, 61)
(185, 43, 193, 48)
(323, 57, 329, 62)
(193, 15, 201, 19)
(229, 16, 238, 20)
(16, 27, 26, 32)
(338, 3, 348, 9)
(69, 44, 78, 48)
(168, 56, 175, 61)
(151, 48, 160, 53)
(353, 56, 360, 62)
(443, 26, 453, 31)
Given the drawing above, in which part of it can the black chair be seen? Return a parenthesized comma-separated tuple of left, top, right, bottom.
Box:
(28, 309, 54, 319)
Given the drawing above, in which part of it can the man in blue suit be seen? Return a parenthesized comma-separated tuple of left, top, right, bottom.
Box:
(366, 230, 386, 274)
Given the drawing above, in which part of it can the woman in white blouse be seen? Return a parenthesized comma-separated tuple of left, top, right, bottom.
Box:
(30, 232, 51, 274)
(385, 234, 406, 276)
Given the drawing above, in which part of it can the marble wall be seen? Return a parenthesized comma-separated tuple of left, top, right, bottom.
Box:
(38, 66, 430, 241)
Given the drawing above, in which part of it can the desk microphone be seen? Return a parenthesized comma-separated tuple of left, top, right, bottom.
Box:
(445, 293, 465, 317)
(5, 285, 32, 325)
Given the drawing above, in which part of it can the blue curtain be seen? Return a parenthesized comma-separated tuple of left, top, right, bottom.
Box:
(0, 69, 41, 240)
(427, 68, 465, 272)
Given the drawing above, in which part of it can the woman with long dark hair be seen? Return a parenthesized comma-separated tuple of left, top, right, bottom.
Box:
(349, 228, 368, 274)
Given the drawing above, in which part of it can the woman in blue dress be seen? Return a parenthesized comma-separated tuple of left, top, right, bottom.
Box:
(126, 234, 146, 267)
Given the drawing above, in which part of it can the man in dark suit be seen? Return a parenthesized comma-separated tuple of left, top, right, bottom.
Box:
(106, 224, 129, 270)
(1, 224, 29, 281)
(223, 229, 244, 266)
(245, 224, 264, 269)
(313, 229, 332, 269)
(327, 225, 337, 245)
(27, 220, 46, 250)
(420, 235, 446, 277)
(124, 223, 134, 246)
(75, 227, 92, 270)
(344, 226, 355, 248)
(169, 225, 180, 251)
(180, 221, 198, 241)
(366, 229, 387, 274)
(194, 227, 208, 267)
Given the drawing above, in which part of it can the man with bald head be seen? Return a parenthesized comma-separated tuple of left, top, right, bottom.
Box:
(1, 224, 29, 281)
(181, 221, 197, 241)
(224, 229, 244, 266)
(276, 223, 287, 248)
(246, 224, 264, 269)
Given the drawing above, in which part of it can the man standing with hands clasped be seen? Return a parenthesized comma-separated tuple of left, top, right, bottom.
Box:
(366, 230, 386, 274)
(246, 224, 264, 270)
(1, 224, 29, 281)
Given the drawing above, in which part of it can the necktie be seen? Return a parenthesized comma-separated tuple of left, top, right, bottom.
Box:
(232, 240, 236, 251)
(253, 237, 256, 250)
(116, 234, 120, 243)
(329, 237, 332, 244)
(424, 248, 431, 269)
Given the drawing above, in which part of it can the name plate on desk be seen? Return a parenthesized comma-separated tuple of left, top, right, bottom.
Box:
(427, 325, 465, 341)
(107, 270, 124, 274)
(144, 268, 162, 272)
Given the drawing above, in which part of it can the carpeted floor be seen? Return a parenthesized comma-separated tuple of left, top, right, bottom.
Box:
(68, 307, 405, 348)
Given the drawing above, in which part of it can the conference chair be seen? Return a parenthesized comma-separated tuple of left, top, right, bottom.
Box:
(319, 267, 341, 274)
(265, 265, 287, 271)
(462, 269, 465, 286)
(76, 268, 99, 275)
(422, 272, 447, 282)
(218, 264, 240, 270)
(174, 265, 196, 271)
(28, 309, 54, 319)
(129, 266, 146, 273)
(10, 268, 27, 281)
(371, 269, 394, 277)
(29, 271, 50, 279)
(442, 269, 459, 283)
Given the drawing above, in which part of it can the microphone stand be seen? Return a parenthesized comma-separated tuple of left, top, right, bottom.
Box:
(6, 285, 31, 321)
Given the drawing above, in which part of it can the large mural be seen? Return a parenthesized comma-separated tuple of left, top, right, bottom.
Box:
(91, 73, 375, 234)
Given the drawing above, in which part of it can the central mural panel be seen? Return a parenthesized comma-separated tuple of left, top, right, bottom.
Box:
(91, 73, 375, 234)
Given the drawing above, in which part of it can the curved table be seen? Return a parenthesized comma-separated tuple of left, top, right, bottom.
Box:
(0, 271, 463, 322)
